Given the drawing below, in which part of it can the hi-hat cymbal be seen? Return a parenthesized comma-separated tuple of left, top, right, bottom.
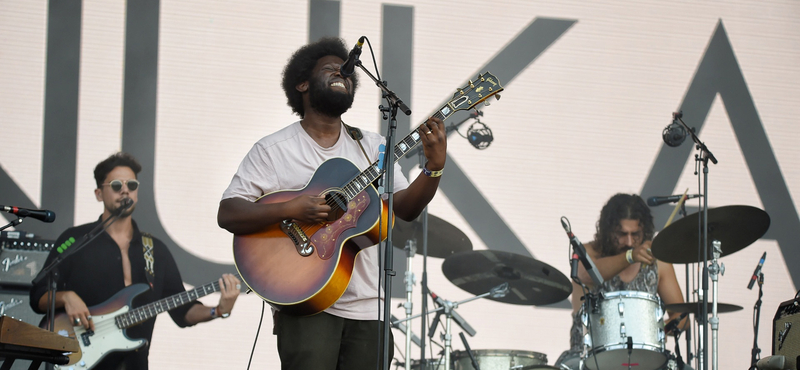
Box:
(392, 214, 472, 258)
(442, 250, 572, 306)
(665, 302, 743, 315)
(651, 205, 770, 264)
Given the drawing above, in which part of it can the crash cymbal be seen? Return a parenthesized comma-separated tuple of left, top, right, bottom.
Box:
(442, 250, 572, 306)
(665, 302, 743, 315)
(392, 214, 472, 258)
(651, 205, 770, 264)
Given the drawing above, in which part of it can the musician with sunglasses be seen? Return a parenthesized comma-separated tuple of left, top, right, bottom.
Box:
(30, 152, 241, 370)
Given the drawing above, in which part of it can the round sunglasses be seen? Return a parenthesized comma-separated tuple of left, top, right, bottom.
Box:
(101, 179, 140, 192)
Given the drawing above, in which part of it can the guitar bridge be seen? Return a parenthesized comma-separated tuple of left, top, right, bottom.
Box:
(280, 220, 314, 256)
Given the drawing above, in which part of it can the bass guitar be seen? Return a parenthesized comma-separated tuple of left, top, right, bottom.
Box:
(234, 72, 503, 316)
(44, 278, 227, 369)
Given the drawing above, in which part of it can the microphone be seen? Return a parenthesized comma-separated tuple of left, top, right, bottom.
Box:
(459, 332, 481, 370)
(561, 217, 604, 286)
(466, 121, 493, 150)
(646, 194, 702, 206)
(340, 36, 365, 78)
(0, 205, 56, 223)
(662, 112, 688, 147)
(664, 312, 689, 335)
(747, 252, 766, 290)
(113, 198, 134, 216)
(389, 315, 421, 347)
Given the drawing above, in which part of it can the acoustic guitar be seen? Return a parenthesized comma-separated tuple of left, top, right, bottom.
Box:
(233, 72, 503, 316)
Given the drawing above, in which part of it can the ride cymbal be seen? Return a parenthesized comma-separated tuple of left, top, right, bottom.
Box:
(651, 205, 770, 264)
(442, 250, 572, 306)
(392, 214, 472, 258)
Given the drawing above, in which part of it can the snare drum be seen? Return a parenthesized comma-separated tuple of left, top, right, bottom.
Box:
(583, 291, 666, 370)
(451, 349, 548, 370)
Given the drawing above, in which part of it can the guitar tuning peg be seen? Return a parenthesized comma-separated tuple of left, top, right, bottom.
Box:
(494, 94, 501, 101)
(469, 80, 474, 88)
(484, 99, 491, 107)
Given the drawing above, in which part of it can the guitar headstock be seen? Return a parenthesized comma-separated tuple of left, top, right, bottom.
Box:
(441, 72, 503, 116)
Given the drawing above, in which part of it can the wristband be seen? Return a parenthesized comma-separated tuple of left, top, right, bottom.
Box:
(625, 249, 635, 264)
(422, 166, 443, 178)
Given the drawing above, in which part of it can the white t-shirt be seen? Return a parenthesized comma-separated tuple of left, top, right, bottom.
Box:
(222, 121, 410, 320)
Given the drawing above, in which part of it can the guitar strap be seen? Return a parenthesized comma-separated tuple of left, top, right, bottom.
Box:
(141, 233, 156, 288)
(342, 121, 372, 165)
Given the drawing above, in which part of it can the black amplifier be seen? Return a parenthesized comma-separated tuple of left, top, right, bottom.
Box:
(0, 231, 55, 288)
(773, 296, 800, 370)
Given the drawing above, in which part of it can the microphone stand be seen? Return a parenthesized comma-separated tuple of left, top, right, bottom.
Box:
(0, 217, 24, 232)
(31, 205, 131, 331)
(354, 60, 411, 370)
(748, 272, 764, 370)
(674, 112, 717, 370)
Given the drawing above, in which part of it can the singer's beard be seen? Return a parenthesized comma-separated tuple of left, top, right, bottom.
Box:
(107, 201, 135, 218)
(308, 78, 354, 117)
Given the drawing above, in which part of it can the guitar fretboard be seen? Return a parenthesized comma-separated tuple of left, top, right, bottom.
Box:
(114, 280, 222, 329)
(339, 110, 449, 201)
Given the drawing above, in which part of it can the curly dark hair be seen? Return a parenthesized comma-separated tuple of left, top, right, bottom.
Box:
(94, 152, 142, 188)
(594, 193, 655, 257)
(281, 37, 359, 117)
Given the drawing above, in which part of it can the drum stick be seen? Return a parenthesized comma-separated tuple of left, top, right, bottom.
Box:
(663, 188, 690, 228)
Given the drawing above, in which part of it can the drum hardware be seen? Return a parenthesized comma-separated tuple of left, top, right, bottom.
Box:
(394, 283, 509, 370)
(707, 240, 724, 370)
(392, 211, 473, 370)
(392, 214, 472, 259)
(650, 206, 770, 265)
(651, 203, 769, 370)
(403, 238, 417, 370)
(441, 250, 572, 306)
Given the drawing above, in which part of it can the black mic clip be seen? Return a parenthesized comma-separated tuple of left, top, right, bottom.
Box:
(466, 118, 493, 150)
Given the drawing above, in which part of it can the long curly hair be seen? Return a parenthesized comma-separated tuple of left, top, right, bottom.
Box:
(594, 193, 654, 257)
(281, 37, 359, 117)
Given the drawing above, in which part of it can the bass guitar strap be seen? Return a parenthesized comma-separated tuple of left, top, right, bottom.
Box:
(141, 233, 156, 288)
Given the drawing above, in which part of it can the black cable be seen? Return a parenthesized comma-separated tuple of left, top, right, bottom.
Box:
(246, 300, 266, 370)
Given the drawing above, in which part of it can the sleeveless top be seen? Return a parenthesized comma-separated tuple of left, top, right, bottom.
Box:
(568, 261, 659, 353)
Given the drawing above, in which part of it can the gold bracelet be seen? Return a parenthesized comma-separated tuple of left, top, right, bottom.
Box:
(626, 249, 635, 264)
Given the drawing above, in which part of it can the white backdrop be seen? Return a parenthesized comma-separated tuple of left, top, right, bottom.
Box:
(1, 1, 799, 369)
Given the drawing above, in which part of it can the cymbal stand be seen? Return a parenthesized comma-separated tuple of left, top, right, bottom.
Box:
(403, 239, 417, 370)
(707, 240, 724, 370)
(675, 111, 718, 370)
(394, 283, 509, 370)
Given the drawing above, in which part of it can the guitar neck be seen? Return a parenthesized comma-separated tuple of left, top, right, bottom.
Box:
(116, 280, 222, 329)
(340, 110, 450, 201)
(337, 71, 502, 202)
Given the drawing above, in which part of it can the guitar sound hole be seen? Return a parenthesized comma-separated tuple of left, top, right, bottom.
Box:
(324, 191, 348, 222)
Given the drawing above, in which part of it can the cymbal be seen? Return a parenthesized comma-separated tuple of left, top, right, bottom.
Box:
(651, 205, 770, 264)
(392, 214, 472, 258)
(442, 250, 572, 306)
(665, 302, 743, 315)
